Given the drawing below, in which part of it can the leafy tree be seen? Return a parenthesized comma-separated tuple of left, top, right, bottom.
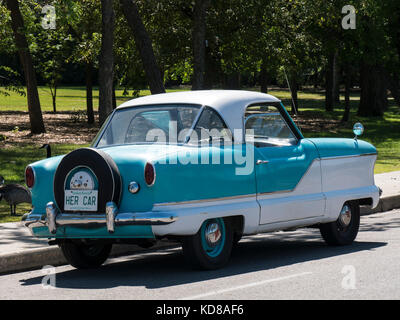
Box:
(61, 0, 102, 124)
(356, 1, 393, 117)
(0, 66, 25, 97)
(34, 26, 72, 113)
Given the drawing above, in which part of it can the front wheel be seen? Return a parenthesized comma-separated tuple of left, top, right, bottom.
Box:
(319, 201, 360, 246)
(59, 241, 112, 269)
(182, 218, 233, 270)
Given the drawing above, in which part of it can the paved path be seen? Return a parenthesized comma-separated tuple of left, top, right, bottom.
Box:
(375, 171, 400, 198)
(0, 209, 399, 300)
(0, 222, 48, 254)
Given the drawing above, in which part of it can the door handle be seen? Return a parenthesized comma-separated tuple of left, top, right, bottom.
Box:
(256, 160, 269, 165)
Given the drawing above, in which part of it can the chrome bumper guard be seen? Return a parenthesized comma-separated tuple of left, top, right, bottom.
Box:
(23, 201, 177, 234)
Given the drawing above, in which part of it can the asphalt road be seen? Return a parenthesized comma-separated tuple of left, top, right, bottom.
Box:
(1, 209, 400, 300)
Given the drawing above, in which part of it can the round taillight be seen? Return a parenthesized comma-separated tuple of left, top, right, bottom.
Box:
(144, 162, 155, 186)
(25, 166, 35, 188)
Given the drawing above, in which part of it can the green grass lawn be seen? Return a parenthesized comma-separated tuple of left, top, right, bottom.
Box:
(0, 86, 399, 221)
(0, 86, 187, 112)
(0, 143, 87, 222)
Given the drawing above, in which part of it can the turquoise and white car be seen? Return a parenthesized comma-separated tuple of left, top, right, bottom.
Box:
(23, 90, 380, 270)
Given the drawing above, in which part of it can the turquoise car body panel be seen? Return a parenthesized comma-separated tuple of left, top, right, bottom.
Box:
(30, 155, 63, 215)
(31, 225, 154, 239)
(307, 138, 377, 158)
(152, 144, 256, 203)
(254, 139, 319, 193)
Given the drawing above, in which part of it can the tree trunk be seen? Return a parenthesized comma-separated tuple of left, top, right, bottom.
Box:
(290, 77, 299, 115)
(85, 62, 94, 124)
(5, 0, 45, 134)
(333, 51, 340, 104)
(386, 72, 400, 107)
(192, 0, 209, 90)
(358, 62, 387, 117)
(204, 44, 220, 89)
(120, 0, 165, 94)
(224, 72, 241, 89)
(341, 67, 351, 122)
(51, 85, 57, 113)
(325, 53, 334, 112)
(259, 58, 268, 93)
(112, 83, 117, 110)
(98, 0, 115, 125)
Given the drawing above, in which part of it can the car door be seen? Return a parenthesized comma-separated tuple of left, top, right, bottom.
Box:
(245, 103, 325, 225)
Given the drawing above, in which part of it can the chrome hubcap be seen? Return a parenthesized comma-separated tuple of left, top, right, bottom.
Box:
(339, 204, 352, 227)
(205, 222, 222, 247)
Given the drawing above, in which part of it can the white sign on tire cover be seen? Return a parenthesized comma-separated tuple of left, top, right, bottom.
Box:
(64, 189, 98, 211)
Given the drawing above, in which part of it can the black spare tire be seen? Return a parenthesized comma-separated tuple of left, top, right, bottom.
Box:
(54, 148, 121, 213)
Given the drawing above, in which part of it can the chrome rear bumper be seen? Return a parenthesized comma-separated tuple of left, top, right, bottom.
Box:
(23, 202, 177, 235)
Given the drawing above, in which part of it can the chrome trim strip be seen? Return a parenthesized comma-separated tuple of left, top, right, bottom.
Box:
(105, 201, 118, 233)
(320, 153, 377, 160)
(23, 211, 178, 232)
(259, 215, 324, 226)
(153, 193, 257, 207)
(46, 202, 58, 234)
(257, 189, 293, 196)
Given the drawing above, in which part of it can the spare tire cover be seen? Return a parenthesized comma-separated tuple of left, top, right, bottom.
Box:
(54, 148, 121, 213)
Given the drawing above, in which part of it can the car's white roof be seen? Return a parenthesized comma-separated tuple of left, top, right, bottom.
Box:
(117, 90, 281, 143)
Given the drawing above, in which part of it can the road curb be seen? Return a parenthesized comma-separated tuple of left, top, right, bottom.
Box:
(0, 241, 176, 275)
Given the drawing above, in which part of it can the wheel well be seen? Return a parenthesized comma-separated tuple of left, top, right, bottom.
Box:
(343, 198, 371, 207)
(225, 215, 244, 236)
(358, 198, 373, 206)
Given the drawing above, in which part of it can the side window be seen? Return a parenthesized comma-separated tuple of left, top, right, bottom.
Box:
(188, 107, 233, 144)
(178, 107, 198, 129)
(245, 104, 297, 147)
(125, 110, 171, 143)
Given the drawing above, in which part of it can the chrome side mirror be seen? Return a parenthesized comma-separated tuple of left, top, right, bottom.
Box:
(353, 122, 364, 140)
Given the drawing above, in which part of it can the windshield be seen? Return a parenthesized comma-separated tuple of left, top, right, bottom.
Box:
(95, 104, 201, 147)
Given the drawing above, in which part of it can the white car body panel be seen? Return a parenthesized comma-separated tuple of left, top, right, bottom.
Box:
(151, 154, 379, 237)
(321, 154, 379, 221)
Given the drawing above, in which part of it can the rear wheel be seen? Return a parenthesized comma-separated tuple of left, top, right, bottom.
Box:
(182, 218, 233, 270)
(59, 241, 112, 269)
(319, 201, 360, 246)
